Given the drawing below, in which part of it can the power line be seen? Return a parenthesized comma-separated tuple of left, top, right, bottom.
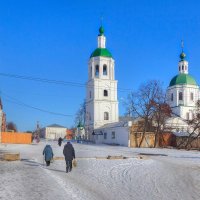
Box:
(0, 72, 132, 93)
(2, 92, 73, 117)
(0, 72, 85, 87)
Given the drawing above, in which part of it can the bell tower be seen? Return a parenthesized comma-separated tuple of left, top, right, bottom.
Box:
(85, 26, 119, 138)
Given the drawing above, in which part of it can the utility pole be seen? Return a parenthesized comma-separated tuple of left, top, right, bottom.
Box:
(34, 121, 40, 143)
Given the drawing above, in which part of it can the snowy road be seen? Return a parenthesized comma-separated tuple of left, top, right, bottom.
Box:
(1, 141, 200, 200)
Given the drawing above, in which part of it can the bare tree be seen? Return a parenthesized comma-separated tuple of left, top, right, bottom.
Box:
(151, 101, 172, 147)
(124, 80, 171, 147)
(6, 121, 17, 132)
(74, 99, 86, 126)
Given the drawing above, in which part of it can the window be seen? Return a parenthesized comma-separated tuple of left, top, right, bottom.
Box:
(90, 66, 92, 77)
(179, 66, 180, 71)
(89, 113, 91, 120)
(104, 132, 107, 139)
(171, 93, 173, 101)
(190, 93, 194, 101)
(104, 90, 108, 96)
(89, 91, 92, 98)
(182, 65, 184, 70)
(103, 64, 107, 75)
(179, 92, 183, 100)
(95, 65, 99, 77)
(111, 131, 115, 139)
(186, 112, 189, 120)
(104, 112, 109, 120)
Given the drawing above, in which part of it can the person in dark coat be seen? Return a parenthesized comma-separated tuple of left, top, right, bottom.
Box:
(63, 141, 75, 173)
(58, 137, 63, 146)
(43, 144, 54, 166)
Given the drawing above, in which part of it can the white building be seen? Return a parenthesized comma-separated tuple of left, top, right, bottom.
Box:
(40, 124, 67, 140)
(85, 26, 119, 140)
(166, 50, 200, 133)
(93, 120, 132, 146)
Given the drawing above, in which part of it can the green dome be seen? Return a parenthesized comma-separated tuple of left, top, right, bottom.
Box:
(169, 74, 197, 86)
(180, 52, 186, 60)
(99, 26, 104, 36)
(90, 48, 112, 58)
(77, 122, 84, 128)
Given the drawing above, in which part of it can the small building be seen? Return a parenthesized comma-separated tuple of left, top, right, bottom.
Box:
(93, 120, 132, 146)
(40, 124, 67, 140)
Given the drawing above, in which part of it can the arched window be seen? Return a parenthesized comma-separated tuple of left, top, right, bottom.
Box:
(89, 91, 92, 98)
(103, 64, 107, 75)
(179, 92, 183, 100)
(104, 112, 109, 120)
(190, 92, 194, 101)
(179, 66, 181, 71)
(90, 66, 92, 77)
(182, 65, 184, 70)
(95, 65, 99, 77)
(104, 90, 108, 96)
(171, 93, 173, 101)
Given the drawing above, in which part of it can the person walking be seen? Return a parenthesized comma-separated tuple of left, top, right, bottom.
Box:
(43, 144, 54, 166)
(63, 141, 75, 173)
(58, 137, 63, 146)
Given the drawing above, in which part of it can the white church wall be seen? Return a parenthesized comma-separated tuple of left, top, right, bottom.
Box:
(167, 84, 199, 120)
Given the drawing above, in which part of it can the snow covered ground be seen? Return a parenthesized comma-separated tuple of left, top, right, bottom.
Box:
(0, 140, 200, 200)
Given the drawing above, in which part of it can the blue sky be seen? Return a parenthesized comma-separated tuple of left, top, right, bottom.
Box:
(0, 0, 200, 131)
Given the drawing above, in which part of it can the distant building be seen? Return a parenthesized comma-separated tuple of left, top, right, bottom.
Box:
(40, 124, 67, 140)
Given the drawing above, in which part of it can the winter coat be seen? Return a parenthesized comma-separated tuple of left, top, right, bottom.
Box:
(43, 145, 54, 161)
(58, 137, 63, 145)
(63, 142, 75, 161)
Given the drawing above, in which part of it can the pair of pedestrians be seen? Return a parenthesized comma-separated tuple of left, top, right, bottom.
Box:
(43, 141, 76, 173)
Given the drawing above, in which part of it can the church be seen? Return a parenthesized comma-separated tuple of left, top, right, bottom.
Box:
(84, 25, 199, 146)
(166, 49, 199, 134)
